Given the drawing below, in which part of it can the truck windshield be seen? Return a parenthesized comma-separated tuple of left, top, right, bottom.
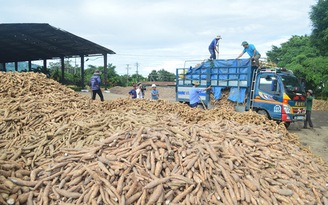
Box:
(281, 75, 305, 93)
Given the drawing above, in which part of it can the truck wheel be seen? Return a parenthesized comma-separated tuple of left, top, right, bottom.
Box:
(257, 110, 269, 119)
(284, 122, 290, 128)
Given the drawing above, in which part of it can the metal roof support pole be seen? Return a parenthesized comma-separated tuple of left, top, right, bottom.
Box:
(28, 61, 32, 71)
(80, 55, 85, 89)
(0, 63, 5, 72)
(43, 60, 47, 75)
(104, 54, 108, 90)
(60, 57, 65, 83)
(15, 62, 18, 71)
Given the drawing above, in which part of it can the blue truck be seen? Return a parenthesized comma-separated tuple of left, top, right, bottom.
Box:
(176, 59, 306, 127)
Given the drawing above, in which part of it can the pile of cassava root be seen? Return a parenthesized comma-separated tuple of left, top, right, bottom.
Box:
(0, 72, 327, 205)
(313, 99, 328, 111)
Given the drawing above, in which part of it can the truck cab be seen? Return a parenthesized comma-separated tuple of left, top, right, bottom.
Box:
(253, 67, 306, 126)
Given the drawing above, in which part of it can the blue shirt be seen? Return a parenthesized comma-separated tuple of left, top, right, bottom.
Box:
(189, 86, 204, 104)
(151, 89, 159, 100)
(243, 44, 260, 57)
(208, 38, 218, 49)
(129, 89, 137, 98)
(89, 74, 101, 90)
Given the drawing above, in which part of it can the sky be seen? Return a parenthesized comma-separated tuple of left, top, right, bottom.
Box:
(0, 0, 317, 76)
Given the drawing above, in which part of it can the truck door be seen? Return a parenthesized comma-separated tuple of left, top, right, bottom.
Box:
(255, 75, 282, 120)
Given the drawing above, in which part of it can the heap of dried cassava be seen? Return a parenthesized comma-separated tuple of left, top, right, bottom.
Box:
(0, 72, 327, 205)
(313, 99, 328, 111)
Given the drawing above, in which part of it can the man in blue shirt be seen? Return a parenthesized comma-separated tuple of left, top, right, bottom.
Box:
(208, 35, 222, 60)
(150, 84, 159, 100)
(237, 41, 261, 67)
(89, 70, 104, 101)
(128, 84, 137, 99)
(189, 81, 212, 108)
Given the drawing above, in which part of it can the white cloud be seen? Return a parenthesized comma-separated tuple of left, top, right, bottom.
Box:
(0, 0, 317, 76)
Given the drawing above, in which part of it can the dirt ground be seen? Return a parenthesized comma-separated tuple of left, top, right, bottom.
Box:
(78, 86, 328, 164)
(288, 111, 328, 163)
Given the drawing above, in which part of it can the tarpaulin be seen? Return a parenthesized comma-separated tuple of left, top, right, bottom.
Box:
(184, 59, 250, 103)
(212, 87, 225, 100)
(186, 59, 250, 81)
(228, 88, 246, 103)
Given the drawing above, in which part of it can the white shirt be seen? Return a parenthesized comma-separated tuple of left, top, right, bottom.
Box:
(136, 88, 143, 98)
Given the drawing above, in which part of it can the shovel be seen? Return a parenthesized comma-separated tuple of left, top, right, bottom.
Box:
(199, 97, 207, 110)
(234, 79, 245, 112)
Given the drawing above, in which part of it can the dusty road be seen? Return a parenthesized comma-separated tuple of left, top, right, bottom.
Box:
(288, 111, 328, 163)
(79, 89, 328, 164)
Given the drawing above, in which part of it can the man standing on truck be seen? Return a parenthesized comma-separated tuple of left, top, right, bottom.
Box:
(303, 90, 314, 129)
(189, 81, 212, 108)
(237, 41, 261, 67)
(208, 35, 222, 60)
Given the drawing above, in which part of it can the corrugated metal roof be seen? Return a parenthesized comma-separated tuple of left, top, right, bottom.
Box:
(0, 23, 115, 63)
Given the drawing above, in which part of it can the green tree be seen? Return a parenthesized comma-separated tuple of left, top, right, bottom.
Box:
(299, 57, 328, 96)
(48, 61, 175, 90)
(310, 0, 328, 56)
(266, 35, 327, 98)
(266, 35, 318, 67)
(147, 69, 175, 81)
(130, 74, 147, 84)
(84, 64, 121, 88)
(48, 60, 79, 85)
(148, 70, 159, 81)
(265, 45, 282, 65)
(158, 69, 175, 81)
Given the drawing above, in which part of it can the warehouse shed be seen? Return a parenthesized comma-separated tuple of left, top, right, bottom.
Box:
(0, 23, 115, 88)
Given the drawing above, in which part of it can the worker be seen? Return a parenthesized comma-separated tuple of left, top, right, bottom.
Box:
(150, 84, 159, 100)
(89, 70, 104, 101)
(136, 84, 143, 99)
(208, 35, 222, 60)
(303, 90, 314, 129)
(128, 84, 137, 99)
(237, 41, 261, 67)
(189, 81, 212, 108)
(137, 82, 146, 98)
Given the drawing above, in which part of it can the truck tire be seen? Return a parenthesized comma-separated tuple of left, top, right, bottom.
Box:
(257, 110, 269, 119)
(277, 121, 291, 128)
(284, 122, 291, 128)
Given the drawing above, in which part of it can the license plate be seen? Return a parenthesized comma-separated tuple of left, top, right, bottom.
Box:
(296, 116, 304, 120)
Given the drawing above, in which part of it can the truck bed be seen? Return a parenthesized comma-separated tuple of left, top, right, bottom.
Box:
(176, 59, 254, 105)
